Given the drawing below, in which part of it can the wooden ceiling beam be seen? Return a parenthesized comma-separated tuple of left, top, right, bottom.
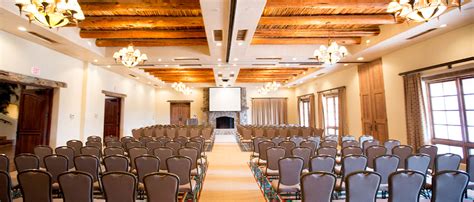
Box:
(265, 0, 391, 9)
(255, 28, 380, 37)
(80, 30, 206, 39)
(96, 39, 208, 47)
(239, 68, 308, 71)
(78, 16, 203, 29)
(259, 15, 396, 25)
(78, 1, 201, 12)
(252, 37, 361, 45)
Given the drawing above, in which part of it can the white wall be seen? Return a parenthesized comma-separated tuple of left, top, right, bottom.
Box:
(294, 67, 362, 137)
(246, 87, 298, 124)
(155, 88, 204, 124)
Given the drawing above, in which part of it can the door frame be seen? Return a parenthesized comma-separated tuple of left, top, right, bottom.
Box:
(102, 91, 126, 139)
(169, 101, 192, 126)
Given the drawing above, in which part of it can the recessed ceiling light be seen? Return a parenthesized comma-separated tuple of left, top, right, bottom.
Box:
(440, 24, 447, 28)
(233, 58, 238, 61)
(366, 39, 371, 44)
(158, 58, 162, 62)
(302, 71, 306, 75)
(217, 58, 222, 62)
(93, 59, 98, 63)
(218, 71, 222, 74)
(87, 41, 92, 46)
(357, 57, 364, 61)
(292, 58, 297, 61)
(217, 64, 222, 67)
(237, 42, 243, 46)
(17, 26, 27, 32)
(313, 75, 317, 78)
(285, 64, 290, 66)
(231, 71, 235, 74)
(106, 65, 111, 68)
(233, 64, 237, 67)
(216, 42, 222, 46)
(165, 65, 169, 67)
(299, 81, 303, 84)
(344, 64, 349, 66)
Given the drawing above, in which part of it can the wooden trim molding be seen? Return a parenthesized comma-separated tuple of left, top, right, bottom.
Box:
(0, 70, 67, 88)
(167, 100, 193, 103)
(102, 90, 127, 98)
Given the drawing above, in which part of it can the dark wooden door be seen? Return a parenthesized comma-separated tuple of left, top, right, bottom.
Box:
(358, 59, 389, 142)
(170, 103, 190, 126)
(104, 97, 121, 139)
(16, 88, 53, 155)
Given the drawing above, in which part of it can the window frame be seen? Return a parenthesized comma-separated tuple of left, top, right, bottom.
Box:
(323, 93, 339, 136)
(425, 72, 474, 160)
(299, 98, 310, 127)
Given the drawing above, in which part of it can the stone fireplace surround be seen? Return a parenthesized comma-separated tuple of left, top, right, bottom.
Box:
(202, 88, 248, 128)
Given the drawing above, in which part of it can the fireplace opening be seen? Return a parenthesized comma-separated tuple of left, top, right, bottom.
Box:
(216, 116, 234, 129)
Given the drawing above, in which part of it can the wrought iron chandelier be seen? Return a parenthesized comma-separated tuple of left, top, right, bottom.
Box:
(172, 82, 192, 95)
(258, 81, 281, 95)
(387, 0, 460, 22)
(15, 0, 85, 29)
(113, 45, 148, 68)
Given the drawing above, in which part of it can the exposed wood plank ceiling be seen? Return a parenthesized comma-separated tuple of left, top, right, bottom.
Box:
(142, 68, 215, 83)
(77, 0, 206, 47)
(236, 68, 310, 83)
(252, 0, 399, 45)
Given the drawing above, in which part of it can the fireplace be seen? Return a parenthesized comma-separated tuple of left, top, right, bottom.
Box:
(216, 116, 235, 129)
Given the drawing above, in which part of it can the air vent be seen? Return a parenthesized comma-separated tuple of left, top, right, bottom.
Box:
(213, 30, 223, 41)
(236, 29, 248, 41)
(256, 57, 282, 60)
(179, 64, 202, 67)
(222, 78, 229, 82)
(279, 62, 323, 65)
(174, 58, 200, 61)
(230, 74, 235, 77)
(252, 63, 276, 66)
(218, 74, 223, 77)
(27, 31, 58, 44)
(406, 28, 438, 40)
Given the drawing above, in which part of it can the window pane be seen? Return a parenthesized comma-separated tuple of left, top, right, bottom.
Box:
(432, 111, 447, 124)
(443, 81, 457, 96)
(431, 97, 445, 110)
(436, 144, 464, 158)
(444, 96, 459, 110)
(463, 78, 474, 94)
(434, 125, 448, 139)
(467, 111, 474, 126)
(430, 83, 444, 96)
(468, 127, 474, 143)
(464, 95, 474, 110)
(446, 111, 461, 125)
(447, 125, 462, 141)
(469, 149, 474, 155)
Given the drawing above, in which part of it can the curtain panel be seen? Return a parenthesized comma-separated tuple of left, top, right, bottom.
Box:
(403, 73, 426, 150)
(297, 94, 316, 127)
(317, 87, 347, 138)
(252, 98, 288, 125)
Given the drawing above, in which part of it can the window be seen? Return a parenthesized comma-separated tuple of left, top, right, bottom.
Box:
(426, 75, 474, 159)
(299, 99, 310, 127)
(323, 94, 339, 136)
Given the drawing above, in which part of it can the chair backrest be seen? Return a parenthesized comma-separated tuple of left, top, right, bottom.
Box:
(154, 147, 174, 170)
(342, 140, 359, 149)
(392, 145, 413, 168)
(278, 157, 304, 186)
(80, 146, 102, 158)
(291, 147, 312, 170)
(201, 127, 213, 140)
(105, 141, 123, 148)
(300, 141, 317, 155)
(258, 141, 276, 161)
(166, 156, 192, 186)
(317, 147, 337, 158)
(178, 147, 199, 170)
(165, 141, 182, 155)
(157, 136, 172, 143)
(300, 172, 336, 202)
(418, 145, 438, 171)
(125, 141, 142, 150)
(279, 141, 297, 158)
(289, 128, 300, 137)
(388, 170, 425, 202)
(363, 139, 380, 154)
(101, 172, 137, 202)
(87, 136, 102, 142)
(85, 141, 102, 150)
(128, 147, 149, 170)
(383, 139, 400, 155)
(323, 135, 338, 143)
(74, 155, 100, 182)
(342, 155, 368, 180)
(103, 146, 125, 156)
(310, 155, 335, 173)
(278, 128, 289, 137)
(432, 170, 469, 202)
(146, 141, 164, 152)
(44, 154, 68, 183)
(58, 171, 94, 202)
(104, 136, 118, 144)
(135, 155, 160, 183)
(468, 155, 474, 182)
(166, 128, 177, 138)
(271, 137, 285, 147)
(266, 128, 277, 138)
(266, 147, 286, 171)
(103, 155, 129, 172)
(34, 145, 53, 168)
(345, 171, 381, 202)
(366, 145, 387, 168)
(0, 170, 12, 202)
(320, 140, 337, 148)
(18, 169, 52, 202)
(252, 137, 267, 154)
(139, 136, 154, 145)
(341, 146, 363, 157)
(374, 155, 399, 184)
(14, 153, 39, 172)
(66, 140, 83, 156)
(144, 172, 179, 202)
(406, 154, 431, 175)
(121, 136, 135, 143)
(435, 153, 461, 173)
(289, 136, 304, 146)
(174, 136, 188, 145)
(342, 135, 356, 142)
(359, 135, 373, 147)
(254, 128, 264, 137)
(55, 146, 75, 169)
(0, 154, 9, 172)
(189, 128, 201, 138)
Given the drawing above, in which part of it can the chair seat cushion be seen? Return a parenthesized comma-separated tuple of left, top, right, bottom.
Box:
(263, 168, 279, 176)
(179, 180, 197, 193)
(271, 180, 300, 193)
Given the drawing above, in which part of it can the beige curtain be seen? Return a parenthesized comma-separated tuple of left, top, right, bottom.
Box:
(317, 93, 324, 129)
(252, 98, 288, 125)
(337, 88, 347, 138)
(403, 73, 425, 150)
(298, 94, 316, 127)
